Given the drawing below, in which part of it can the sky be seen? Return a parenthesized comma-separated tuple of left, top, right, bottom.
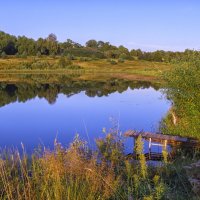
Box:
(1, 0, 200, 51)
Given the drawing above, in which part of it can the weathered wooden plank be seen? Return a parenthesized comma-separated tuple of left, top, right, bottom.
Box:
(124, 130, 200, 147)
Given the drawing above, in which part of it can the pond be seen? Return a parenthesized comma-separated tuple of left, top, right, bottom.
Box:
(0, 79, 171, 153)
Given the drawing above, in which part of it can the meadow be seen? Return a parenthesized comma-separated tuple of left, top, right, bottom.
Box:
(0, 55, 199, 199)
(0, 56, 170, 83)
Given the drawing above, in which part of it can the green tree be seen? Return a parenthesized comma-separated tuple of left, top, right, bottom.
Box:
(85, 40, 98, 48)
(16, 36, 37, 55)
(46, 33, 59, 55)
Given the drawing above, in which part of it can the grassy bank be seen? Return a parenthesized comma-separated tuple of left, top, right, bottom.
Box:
(0, 56, 171, 83)
(0, 132, 199, 200)
(161, 58, 200, 139)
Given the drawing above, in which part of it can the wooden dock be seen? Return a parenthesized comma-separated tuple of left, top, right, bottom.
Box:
(124, 130, 200, 161)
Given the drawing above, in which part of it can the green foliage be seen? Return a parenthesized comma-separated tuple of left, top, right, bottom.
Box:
(0, 31, 17, 55)
(109, 59, 118, 65)
(36, 51, 42, 57)
(135, 135, 147, 178)
(64, 48, 105, 59)
(79, 57, 93, 61)
(66, 53, 75, 60)
(85, 39, 98, 48)
(119, 53, 129, 60)
(118, 58, 125, 63)
(1, 30, 200, 62)
(21, 51, 28, 58)
(0, 52, 7, 59)
(162, 56, 200, 138)
(96, 129, 124, 167)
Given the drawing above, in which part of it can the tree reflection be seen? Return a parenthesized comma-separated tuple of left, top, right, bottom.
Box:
(0, 75, 160, 107)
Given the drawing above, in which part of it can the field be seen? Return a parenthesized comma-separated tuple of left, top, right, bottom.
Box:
(0, 56, 171, 83)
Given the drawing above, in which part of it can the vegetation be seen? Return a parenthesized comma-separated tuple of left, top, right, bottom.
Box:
(0, 56, 170, 84)
(162, 56, 200, 139)
(1, 30, 200, 199)
(1, 30, 200, 62)
(0, 130, 199, 200)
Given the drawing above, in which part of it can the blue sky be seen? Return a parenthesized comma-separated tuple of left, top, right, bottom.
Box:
(1, 0, 200, 51)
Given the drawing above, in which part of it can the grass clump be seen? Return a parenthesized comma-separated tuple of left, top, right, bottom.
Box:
(1, 130, 198, 199)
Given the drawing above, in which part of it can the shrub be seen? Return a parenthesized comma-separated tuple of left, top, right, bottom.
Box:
(0, 52, 7, 59)
(110, 59, 118, 65)
(36, 51, 42, 57)
(79, 57, 93, 62)
(21, 51, 27, 58)
(66, 53, 75, 60)
(118, 58, 125, 63)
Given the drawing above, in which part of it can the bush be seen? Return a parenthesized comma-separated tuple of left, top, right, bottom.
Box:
(79, 57, 93, 62)
(0, 52, 7, 59)
(36, 51, 42, 57)
(118, 58, 125, 63)
(109, 59, 118, 65)
(66, 53, 75, 60)
(64, 48, 105, 59)
(21, 51, 27, 58)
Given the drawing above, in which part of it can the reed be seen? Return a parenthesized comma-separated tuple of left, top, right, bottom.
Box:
(0, 133, 198, 200)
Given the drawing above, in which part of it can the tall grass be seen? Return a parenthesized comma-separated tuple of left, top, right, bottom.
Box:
(0, 132, 199, 200)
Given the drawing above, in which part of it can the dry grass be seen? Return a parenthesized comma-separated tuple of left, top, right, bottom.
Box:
(0, 132, 197, 200)
(0, 56, 171, 83)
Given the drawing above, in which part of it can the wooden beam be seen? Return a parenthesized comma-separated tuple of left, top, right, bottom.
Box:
(124, 130, 200, 147)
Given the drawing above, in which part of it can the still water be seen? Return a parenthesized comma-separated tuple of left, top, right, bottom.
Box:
(0, 80, 170, 153)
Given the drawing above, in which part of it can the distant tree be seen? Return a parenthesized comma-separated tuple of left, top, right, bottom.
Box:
(130, 49, 143, 59)
(0, 31, 17, 55)
(86, 40, 98, 48)
(119, 53, 129, 60)
(105, 50, 120, 58)
(16, 36, 37, 55)
(47, 33, 57, 42)
(97, 41, 105, 49)
(118, 45, 129, 54)
(46, 34, 59, 55)
(36, 38, 49, 55)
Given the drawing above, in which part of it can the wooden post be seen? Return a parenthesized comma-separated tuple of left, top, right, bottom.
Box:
(149, 138, 152, 159)
(164, 140, 167, 150)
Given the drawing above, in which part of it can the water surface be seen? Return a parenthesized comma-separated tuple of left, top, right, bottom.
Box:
(0, 80, 170, 153)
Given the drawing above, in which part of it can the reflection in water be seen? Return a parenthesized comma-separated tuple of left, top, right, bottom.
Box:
(0, 78, 160, 107)
(0, 77, 170, 153)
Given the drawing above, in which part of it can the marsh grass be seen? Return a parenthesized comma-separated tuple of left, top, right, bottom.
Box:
(0, 133, 199, 200)
(0, 56, 170, 83)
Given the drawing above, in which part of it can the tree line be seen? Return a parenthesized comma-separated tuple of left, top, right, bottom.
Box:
(0, 30, 199, 62)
